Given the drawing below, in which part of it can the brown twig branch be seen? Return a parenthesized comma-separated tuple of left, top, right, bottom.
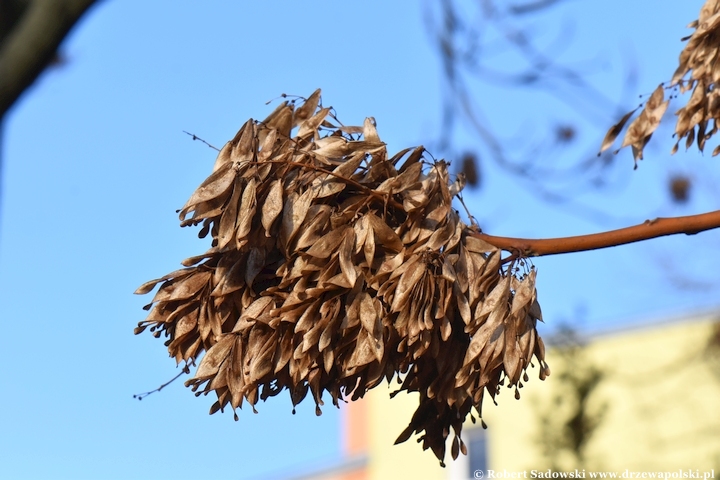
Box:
(475, 209, 720, 257)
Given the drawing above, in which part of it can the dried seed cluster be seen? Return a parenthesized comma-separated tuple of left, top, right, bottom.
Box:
(134, 89, 549, 465)
(600, 0, 720, 164)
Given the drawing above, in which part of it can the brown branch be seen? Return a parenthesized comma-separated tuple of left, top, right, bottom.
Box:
(0, 0, 99, 120)
(474, 210, 720, 257)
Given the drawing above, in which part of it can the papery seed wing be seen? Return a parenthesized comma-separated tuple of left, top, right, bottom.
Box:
(510, 270, 536, 316)
(261, 179, 284, 236)
(292, 89, 321, 128)
(599, 108, 638, 154)
(195, 334, 235, 379)
(179, 163, 235, 222)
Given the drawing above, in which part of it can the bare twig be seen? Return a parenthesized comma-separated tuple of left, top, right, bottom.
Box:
(428, 0, 641, 224)
(133, 366, 190, 401)
(183, 131, 220, 151)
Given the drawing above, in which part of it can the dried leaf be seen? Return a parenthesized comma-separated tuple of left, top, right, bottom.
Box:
(261, 179, 284, 236)
(367, 213, 403, 252)
(217, 177, 243, 250)
(511, 270, 536, 316)
(152, 271, 211, 303)
(599, 107, 639, 154)
(363, 117, 381, 143)
(390, 257, 425, 312)
(235, 177, 258, 247)
(134, 267, 197, 295)
(293, 89, 321, 128)
(280, 189, 314, 249)
(262, 101, 293, 137)
(179, 164, 236, 221)
(359, 292, 378, 337)
(464, 235, 498, 254)
(338, 229, 358, 287)
(195, 334, 235, 379)
(245, 248, 266, 287)
(305, 227, 348, 259)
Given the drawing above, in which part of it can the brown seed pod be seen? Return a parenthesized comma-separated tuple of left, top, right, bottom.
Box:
(134, 89, 549, 465)
(599, 0, 720, 164)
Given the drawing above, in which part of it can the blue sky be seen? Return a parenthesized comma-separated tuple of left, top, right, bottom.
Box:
(0, 1, 714, 479)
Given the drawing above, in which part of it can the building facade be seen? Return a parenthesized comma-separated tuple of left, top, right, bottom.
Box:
(294, 313, 720, 479)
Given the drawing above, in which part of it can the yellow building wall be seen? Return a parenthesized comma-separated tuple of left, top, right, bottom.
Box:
(360, 316, 720, 476)
(581, 318, 720, 470)
(365, 385, 447, 480)
(476, 317, 720, 471)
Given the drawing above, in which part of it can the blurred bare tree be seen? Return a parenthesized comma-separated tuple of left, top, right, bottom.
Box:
(424, 0, 683, 224)
(534, 326, 606, 471)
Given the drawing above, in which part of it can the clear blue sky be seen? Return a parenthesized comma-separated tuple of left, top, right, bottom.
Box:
(0, 1, 713, 479)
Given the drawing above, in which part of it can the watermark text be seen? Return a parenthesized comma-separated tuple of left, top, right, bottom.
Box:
(472, 469, 716, 480)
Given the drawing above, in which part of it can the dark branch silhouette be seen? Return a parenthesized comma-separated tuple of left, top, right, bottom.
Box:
(0, 0, 99, 120)
(0, 0, 99, 205)
(427, 0, 641, 223)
